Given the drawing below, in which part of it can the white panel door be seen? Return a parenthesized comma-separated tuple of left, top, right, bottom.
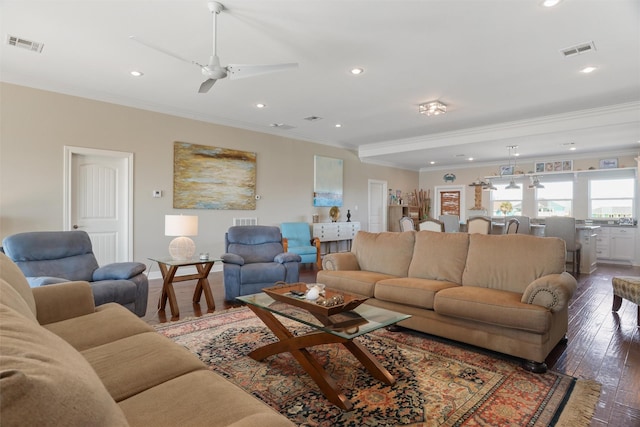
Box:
(368, 179, 387, 232)
(65, 147, 133, 264)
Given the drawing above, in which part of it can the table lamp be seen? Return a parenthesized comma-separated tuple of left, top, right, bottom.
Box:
(165, 215, 198, 260)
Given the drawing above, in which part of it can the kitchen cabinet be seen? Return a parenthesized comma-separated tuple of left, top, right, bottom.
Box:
(596, 227, 636, 263)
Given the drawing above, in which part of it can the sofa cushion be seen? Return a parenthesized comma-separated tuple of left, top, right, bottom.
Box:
(434, 286, 552, 334)
(44, 303, 154, 351)
(316, 270, 396, 297)
(352, 231, 415, 277)
(82, 332, 205, 402)
(0, 278, 38, 323)
(0, 253, 37, 318)
(408, 231, 469, 283)
(461, 234, 566, 293)
(119, 370, 294, 427)
(0, 304, 129, 426)
(375, 277, 460, 309)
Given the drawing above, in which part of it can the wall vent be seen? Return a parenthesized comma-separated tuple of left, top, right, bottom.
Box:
(560, 41, 596, 57)
(6, 35, 44, 53)
(233, 217, 258, 226)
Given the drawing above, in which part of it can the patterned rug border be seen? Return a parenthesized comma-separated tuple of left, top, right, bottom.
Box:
(155, 307, 601, 427)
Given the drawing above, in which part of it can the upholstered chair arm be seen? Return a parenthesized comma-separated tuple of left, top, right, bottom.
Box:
(32, 281, 96, 325)
(274, 252, 302, 264)
(221, 253, 245, 266)
(321, 252, 360, 271)
(311, 237, 321, 247)
(521, 272, 577, 312)
(93, 262, 146, 281)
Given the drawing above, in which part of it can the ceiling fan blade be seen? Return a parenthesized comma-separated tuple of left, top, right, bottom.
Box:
(226, 63, 298, 80)
(129, 35, 195, 66)
(198, 78, 217, 93)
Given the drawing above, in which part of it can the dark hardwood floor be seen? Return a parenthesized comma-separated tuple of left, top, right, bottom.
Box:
(142, 263, 640, 426)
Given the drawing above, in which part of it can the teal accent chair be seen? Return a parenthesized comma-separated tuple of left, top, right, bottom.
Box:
(281, 222, 322, 270)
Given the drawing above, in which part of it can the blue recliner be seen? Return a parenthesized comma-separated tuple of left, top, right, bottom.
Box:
(1, 230, 148, 317)
(221, 225, 301, 301)
(281, 222, 321, 270)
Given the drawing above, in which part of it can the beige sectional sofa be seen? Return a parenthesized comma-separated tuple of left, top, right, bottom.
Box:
(317, 230, 578, 372)
(0, 253, 293, 427)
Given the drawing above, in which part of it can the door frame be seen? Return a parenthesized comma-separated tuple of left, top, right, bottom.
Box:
(63, 146, 134, 261)
(368, 179, 388, 232)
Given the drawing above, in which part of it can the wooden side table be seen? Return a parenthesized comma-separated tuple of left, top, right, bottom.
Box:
(149, 257, 220, 320)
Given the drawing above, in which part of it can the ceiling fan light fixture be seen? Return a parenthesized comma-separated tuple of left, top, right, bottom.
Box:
(419, 101, 447, 116)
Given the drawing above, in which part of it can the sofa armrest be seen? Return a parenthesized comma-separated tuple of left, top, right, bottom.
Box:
(521, 272, 577, 312)
(274, 252, 301, 263)
(32, 281, 96, 325)
(221, 253, 245, 266)
(93, 262, 146, 281)
(321, 252, 360, 271)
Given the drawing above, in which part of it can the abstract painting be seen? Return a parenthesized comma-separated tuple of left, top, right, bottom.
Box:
(173, 142, 256, 210)
(313, 155, 343, 207)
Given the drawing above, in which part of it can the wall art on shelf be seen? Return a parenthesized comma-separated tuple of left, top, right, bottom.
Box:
(173, 141, 256, 210)
(313, 155, 343, 207)
(499, 165, 514, 176)
(599, 158, 618, 169)
(535, 160, 572, 173)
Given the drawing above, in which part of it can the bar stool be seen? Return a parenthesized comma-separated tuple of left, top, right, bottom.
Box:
(544, 216, 581, 275)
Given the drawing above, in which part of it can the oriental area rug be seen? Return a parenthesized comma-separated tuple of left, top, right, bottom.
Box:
(155, 307, 600, 427)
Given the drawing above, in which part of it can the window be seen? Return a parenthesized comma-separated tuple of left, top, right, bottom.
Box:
(536, 180, 573, 217)
(589, 178, 635, 219)
(490, 183, 523, 216)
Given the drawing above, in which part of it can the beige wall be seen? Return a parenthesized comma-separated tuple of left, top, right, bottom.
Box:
(0, 83, 418, 262)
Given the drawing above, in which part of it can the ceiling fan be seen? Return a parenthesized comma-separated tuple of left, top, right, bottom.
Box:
(130, 1, 298, 93)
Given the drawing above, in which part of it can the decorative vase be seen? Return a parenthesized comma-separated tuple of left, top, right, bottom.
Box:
(346, 210, 351, 222)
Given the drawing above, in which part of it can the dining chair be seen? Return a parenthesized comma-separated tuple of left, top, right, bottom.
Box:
(399, 216, 415, 232)
(467, 216, 492, 234)
(419, 218, 445, 232)
(505, 218, 520, 234)
(544, 216, 581, 275)
(505, 215, 530, 234)
(438, 215, 460, 233)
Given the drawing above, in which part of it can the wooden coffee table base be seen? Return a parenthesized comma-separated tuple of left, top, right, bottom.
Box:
(245, 304, 395, 411)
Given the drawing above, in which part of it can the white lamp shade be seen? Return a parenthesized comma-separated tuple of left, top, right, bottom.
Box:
(165, 215, 198, 237)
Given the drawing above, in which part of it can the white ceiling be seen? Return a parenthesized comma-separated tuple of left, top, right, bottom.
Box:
(2, 0, 639, 171)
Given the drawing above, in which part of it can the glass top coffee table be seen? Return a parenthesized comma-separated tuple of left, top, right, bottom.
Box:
(237, 291, 410, 411)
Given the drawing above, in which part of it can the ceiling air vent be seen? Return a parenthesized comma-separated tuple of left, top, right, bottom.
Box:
(6, 35, 44, 53)
(560, 41, 596, 58)
(269, 123, 295, 130)
(303, 116, 323, 121)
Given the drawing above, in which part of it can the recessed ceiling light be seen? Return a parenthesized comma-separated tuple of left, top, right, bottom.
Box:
(429, 161, 436, 165)
(542, 0, 562, 7)
(255, 103, 266, 108)
(580, 66, 597, 74)
(350, 67, 364, 75)
(569, 146, 577, 151)
(419, 101, 447, 116)
(335, 123, 342, 128)
(130, 70, 143, 77)
(468, 157, 474, 161)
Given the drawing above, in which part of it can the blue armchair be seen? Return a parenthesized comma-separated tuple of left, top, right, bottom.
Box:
(281, 222, 321, 270)
(1, 231, 148, 316)
(221, 225, 301, 301)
